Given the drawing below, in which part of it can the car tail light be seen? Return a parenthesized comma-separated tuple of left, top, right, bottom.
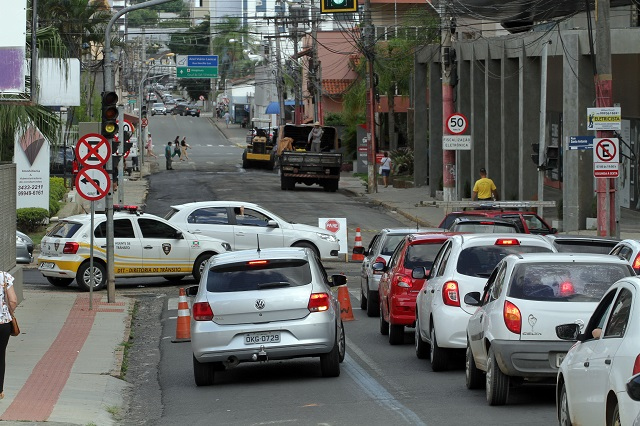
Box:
(633, 354, 640, 376)
(192, 302, 214, 321)
(373, 256, 386, 274)
(559, 281, 575, 296)
(248, 260, 268, 266)
(495, 238, 519, 246)
(308, 293, 330, 312)
(442, 281, 460, 306)
(395, 275, 411, 288)
(632, 254, 640, 274)
(503, 300, 522, 334)
(63, 242, 79, 254)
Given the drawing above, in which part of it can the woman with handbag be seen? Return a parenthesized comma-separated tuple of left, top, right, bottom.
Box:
(0, 271, 18, 399)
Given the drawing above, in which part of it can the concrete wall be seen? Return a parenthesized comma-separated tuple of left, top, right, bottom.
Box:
(0, 163, 23, 303)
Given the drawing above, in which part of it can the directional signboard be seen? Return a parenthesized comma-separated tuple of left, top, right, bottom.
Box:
(569, 136, 595, 150)
(593, 137, 619, 178)
(75, 167, 111, 201)
(76, 133, 111, 167)
(176, 55, 218, 78)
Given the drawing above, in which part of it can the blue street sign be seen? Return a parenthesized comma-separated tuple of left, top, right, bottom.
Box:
(569, 136, 595, 150)
(187, 55, 218, 67)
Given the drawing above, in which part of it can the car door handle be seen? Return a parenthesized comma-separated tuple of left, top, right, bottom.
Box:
(584, 361, 590, 368)
(191, 229, 202, 233)
(144, 246, 153, 249)
(430, 289, 434, 293)
(605, 359, 611, 365)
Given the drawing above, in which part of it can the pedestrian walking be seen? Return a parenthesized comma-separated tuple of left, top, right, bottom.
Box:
(180, 137, 190, 161)
(173, 136, 181, 160)
(165, 141, 174, 170)
(379, 151, 392, 188)
(0, 271, 18, 400)
(472, 167, 498, 201)
(307, 122, 324, 152)
(146, 133, 157, 159)
(224, 111, 231, 128)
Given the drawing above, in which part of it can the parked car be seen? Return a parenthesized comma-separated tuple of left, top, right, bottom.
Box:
(465, 253, 634, 405)
(50, 145, 75, 176)
(151, 102, 166, 115)
(414, 234, 556, 371)
(447, 217, 523, 233)
(354, 227, 441, 317)
(16, 231, 34, 264)
(172, 103, 189, 116)
(164, 201, 340, 260)
(439, 210, 557, 235)
(38, 206, 231, 291)
(556, 276, 640, 425)
(546, 234, 620, 254)
(610, 239, 640, 273)
(378, 233, 457, 345)
(188, 247, 347, 386)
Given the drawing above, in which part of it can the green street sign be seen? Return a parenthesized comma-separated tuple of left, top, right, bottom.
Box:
(128, 99, 136, 104)
(177, 66, 218, 78)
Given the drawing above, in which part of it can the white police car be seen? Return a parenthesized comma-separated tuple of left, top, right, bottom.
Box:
(38, 205, 231, 291)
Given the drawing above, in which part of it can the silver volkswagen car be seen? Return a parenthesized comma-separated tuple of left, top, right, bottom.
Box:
(189, 247, 347, 386)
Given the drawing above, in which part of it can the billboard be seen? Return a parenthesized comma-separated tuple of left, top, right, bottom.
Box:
(0, 0, 27, 94)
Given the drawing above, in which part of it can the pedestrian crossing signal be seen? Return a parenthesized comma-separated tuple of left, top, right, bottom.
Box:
(321, 0, 357, 13)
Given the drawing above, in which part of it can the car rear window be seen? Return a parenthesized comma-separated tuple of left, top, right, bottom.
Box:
(508, 262, 633, 302)
(552, 240, 618, 254)
(382, 234, 410, 255)
(404, 243, 445, 270)
(206, 259, 312, 292)
(456, 245, 552, 277)
(47, 221, 82, 238)
(451, 223, 518, 233)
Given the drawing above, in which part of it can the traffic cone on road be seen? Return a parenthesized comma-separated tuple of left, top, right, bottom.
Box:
(337, 285, 355, 321)
(351, 227, 365, 261)
(171, 288, 191, 343)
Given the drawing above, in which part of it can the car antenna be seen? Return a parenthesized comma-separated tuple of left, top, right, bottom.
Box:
(416, 220, 420, 232)
(256, 235, 261, 253)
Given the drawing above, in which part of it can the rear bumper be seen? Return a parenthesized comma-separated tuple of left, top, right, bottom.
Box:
(491, 339, 575, 378)
(389, 294, 417, 326)
(246, 153, 271, 161)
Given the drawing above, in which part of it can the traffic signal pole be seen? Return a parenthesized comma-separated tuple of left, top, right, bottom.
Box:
(440, 2, 456, 202)
(103, 0, 174, 302)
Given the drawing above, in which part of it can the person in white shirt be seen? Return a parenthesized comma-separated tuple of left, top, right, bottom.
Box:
(380, 151, 392, 188)
(307, 122, 324, 152)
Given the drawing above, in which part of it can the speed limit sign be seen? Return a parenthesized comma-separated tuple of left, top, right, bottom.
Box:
(446, 113, 468, 135)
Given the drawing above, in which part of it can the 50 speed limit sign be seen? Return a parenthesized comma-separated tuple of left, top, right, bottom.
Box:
(446, 113, 468, 135)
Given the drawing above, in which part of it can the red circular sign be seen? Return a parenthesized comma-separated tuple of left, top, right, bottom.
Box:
(141, 117, 149, 128)
(75, 167, 111, 201)
(446, 113, 468, 135)
(76, 133, 111, 168)
(595, 139, 616, 162)
(325, 219, 340, 233)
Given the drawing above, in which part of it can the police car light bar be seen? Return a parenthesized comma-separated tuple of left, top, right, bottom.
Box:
(113, 204, 140, 214)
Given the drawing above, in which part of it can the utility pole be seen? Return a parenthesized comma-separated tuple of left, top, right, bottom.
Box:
(364, 0, 377, 194)
(311, 0, 320, 122)
(441, 2, 456, 201)
(594, 0, 616, 237)
(537, 41, 550, 216)
(274, 1, 286, 126)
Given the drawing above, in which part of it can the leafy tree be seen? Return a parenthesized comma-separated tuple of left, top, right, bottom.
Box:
(168, 19, 211, 100)
(127, 9, 159, 27)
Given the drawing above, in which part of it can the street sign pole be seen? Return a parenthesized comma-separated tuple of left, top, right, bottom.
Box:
(89, 200, 95, 310)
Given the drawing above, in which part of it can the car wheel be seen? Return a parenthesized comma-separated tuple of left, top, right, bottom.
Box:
(486, 346, 509, 405)
(319, 329, 341, 377)
(559, 382, 572, 426)
(465, 342, 484, 389)
(389, 324, 404, 345)
(46, 277, 73, 287)
(360, 287, 367, 310)
(193, 354, 216, 386)
(163, 275, 185, 282)
(379, 300, 389, 335)
(429, 325, 448, 372)
(242, 151, 250, 169)
(608, 401, 620, 426)
(193, 253, 215, 282)
(338, 320, 346, 363)
(76, 261, 106, 291)
(415, 315, 429, 359)
(367, 289, 379, 317)
(291, 241, 320, 259)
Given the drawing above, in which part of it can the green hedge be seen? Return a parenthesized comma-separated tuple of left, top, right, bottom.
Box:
(17, 208, 50, 232)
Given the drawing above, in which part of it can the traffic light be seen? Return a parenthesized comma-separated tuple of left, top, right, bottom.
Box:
(531, 143, 540, 167)
(320, 0, 357, 13)
(545, 146, 560, 169)
(101, 91, 119, 139)
(141, 104, 147, 118)
(123, 141, 133, 154)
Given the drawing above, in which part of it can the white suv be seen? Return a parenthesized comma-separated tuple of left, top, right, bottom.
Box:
(38, 206, 231, 291)
(414, 234, 556, 371)
(464, 253, 634, 405)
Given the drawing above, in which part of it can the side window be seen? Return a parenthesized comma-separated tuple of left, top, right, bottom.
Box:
(138, 218, 180, 239)
(487, 263, 507, 301)
(609, 246, 621, 256)
(387, 240, 406, 269)
(481, 267, 500, 305)
(234, 207, 271, 227)
(583, 289, 618, 341)
(94, 219, 135, 238)
(603, 288, 632, 338)
(368, 235, 380, 255)
(617, 246, 633, 262)
(522, 214, 545, 231)
(187, 207, 229, 225)
(436, 243, 453, 277)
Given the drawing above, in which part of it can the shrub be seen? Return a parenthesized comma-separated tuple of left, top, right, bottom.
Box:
(17, 208, 50, 232)
(50, 177, 66, 201)
(49, 198, 60, 217)
(389, 147, 414, 175)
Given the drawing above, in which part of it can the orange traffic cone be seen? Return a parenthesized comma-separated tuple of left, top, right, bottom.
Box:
(172, 288, 191, 343)
(352, 227, 364, 261)
(337, 285, 355, 321)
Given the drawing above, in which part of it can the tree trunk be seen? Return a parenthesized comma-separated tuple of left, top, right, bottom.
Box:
(388, 84, 397, 151)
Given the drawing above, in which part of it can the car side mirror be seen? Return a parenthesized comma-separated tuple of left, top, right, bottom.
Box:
(267, 220, 278, 228)
(174, 230, 183, 239)
(556, 323, 580, 341)
(464, 292, 481, 306)
(626, 373, 640, 401)
(372, 262, 386, 272)
(185, 285, 199, 297)
(353, 246, 365, 255)
(550, 228, 558, 234)
(412, 267, 427, 279)
(330, 274, 347, 287)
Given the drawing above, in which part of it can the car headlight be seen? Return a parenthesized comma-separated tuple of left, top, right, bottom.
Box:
(316, 233, 337, 243)
(221, 242, 232, 251)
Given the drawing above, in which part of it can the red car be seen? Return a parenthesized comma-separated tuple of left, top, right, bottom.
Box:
(377, 233, 459, 345)
(438, 210, 557, 235)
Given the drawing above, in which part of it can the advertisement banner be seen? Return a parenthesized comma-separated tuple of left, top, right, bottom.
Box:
(14, 124, 50, 210)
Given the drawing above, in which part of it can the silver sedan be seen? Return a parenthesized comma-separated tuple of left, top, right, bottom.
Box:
(189, 247, 346, 386)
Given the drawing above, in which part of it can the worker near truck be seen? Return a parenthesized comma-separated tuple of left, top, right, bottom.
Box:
(308, 122, 324, 152)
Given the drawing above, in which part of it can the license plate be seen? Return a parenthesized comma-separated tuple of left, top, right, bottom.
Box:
(244, 332, 280, 345)
(39, 262, 55, 270)
(555, 353, 566, 368)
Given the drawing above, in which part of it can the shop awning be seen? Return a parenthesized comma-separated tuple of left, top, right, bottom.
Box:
(264, 100, 298, 115)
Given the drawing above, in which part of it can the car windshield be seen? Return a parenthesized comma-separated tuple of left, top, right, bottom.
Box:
(153, 103, 163, 108)
(382, 234, 410, 256)
(47, 221, 82, 238)
(552, 240, 618, 254)
(507, 262, 632, 302)
(206, 259, 312, 292)
(456, 245, 552, 277)
(451, 223, 517, 233)
(404, 243, 444, 270)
